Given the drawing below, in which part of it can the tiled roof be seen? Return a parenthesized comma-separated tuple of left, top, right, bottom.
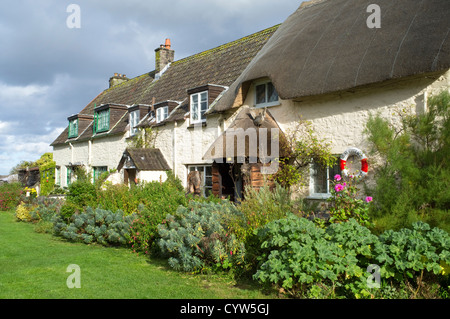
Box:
(51, 25, 279, 146)
(118, 148, 171, 171)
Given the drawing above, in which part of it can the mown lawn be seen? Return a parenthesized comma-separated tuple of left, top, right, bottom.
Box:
(0, 211, 274, 299)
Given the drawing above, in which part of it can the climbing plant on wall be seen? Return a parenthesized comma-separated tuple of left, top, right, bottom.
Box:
(36, 153, 56, 196)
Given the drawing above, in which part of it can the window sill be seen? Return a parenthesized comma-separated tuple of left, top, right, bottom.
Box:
(307, 194, 332, 200)
(254, 101, 281, 108)
(188, 121, 207, 129)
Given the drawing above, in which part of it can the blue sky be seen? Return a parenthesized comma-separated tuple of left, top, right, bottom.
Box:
(0, 0, 302, 175)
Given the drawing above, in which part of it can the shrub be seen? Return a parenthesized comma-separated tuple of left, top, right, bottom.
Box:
(28, 197, 64, 223)
(227, 183, 292, 243)
(0, 182, 24, 211)
(253, 214, 450, 298)
(15, 202, 36, 222)
(128, 179, 188, 254)
(327, 174, 373, 227)
(158, 201, 244, 272)
(364, 90, 450, 232)
(54, 206, 135, 246)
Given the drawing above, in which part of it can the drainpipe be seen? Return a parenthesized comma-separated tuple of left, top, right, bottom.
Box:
(173, 121, 177, 177)
(69, 142, 74, 163)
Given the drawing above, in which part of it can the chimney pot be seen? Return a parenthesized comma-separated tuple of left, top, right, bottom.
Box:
(165, 38, 171, 50)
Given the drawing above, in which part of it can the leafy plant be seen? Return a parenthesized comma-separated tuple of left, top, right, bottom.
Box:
(0, 182, 24, 211)
(328, 174, 373, 227)
(364, 90, 450, 232)
(272, 119, 336, 189)
(128, 178, 188, 254)
(226, 182, 292, 243)
(253, 214, 450, 298)
(54, 206, 135, 246)
(158, 201, 244, 273)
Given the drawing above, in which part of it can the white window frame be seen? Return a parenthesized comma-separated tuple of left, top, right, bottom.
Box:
(190, 91, 208, 124)
(254, 80, 279, 108)
(156, 106, 169, 124)
(129, 110, 139, 136)
(188, 165, 213, 197)
(308, 160, 341, 199)
(55, 167, 61, 186)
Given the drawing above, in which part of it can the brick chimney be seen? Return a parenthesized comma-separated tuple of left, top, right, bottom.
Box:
(109, 73, 129, 88)
(155, 38, 174, 74)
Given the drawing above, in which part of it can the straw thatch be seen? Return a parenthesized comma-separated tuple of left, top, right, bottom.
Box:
(210, 0, 450, 113)
(203, 105, 290, 161)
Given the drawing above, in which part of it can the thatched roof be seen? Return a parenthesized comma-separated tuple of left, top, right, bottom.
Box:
(203, 105, 290, 161)
(210, 0, 450, 113)
(118, 148, 170, 171)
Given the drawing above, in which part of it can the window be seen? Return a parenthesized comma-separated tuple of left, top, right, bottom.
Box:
(67, 167, 73, 186)
(156, 106, 169, 123)
(188, 165, 212, 196)
(309, 160, 340, 198)
(130, 110, 139, 135)
(190, 91, 208, 124)
(255, 81, 279, 108)
(93, 166, 108, 183)
(68, 118, 78, 138)
(94, 109, 110, 133)
(55, 167, 61, 186)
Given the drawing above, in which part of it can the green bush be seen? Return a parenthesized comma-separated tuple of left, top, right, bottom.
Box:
(54, 206, 135, 246)
(252, 214, 450, 298)
(0, 182, 24, 211)
(364, 90, 450, 232)
(227, 183, 292, 243)
(158, 201, 244, 272)
(29, 197, 64, 223)
(327, 174, 373, 227)
(128, 180, 188, 254)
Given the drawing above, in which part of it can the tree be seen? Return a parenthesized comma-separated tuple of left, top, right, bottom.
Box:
(364, 90, 450, 231)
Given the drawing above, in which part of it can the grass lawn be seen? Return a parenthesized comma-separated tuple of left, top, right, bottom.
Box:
(0, 211, 275, 299)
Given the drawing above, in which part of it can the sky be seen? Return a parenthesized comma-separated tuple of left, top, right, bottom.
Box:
(0, 0, 302, 175)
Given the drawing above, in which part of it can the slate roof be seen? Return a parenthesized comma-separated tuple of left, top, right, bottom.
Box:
(118, 148, 171, 171)
(51, 25, 279, 146)
(210, 0, 450, 113)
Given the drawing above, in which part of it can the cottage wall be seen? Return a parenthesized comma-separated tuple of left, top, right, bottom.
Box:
(155, 113, 225, 188)
(238, 71, 450, 197)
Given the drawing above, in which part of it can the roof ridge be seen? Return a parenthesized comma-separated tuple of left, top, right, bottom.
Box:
(172, 24, 280, 65)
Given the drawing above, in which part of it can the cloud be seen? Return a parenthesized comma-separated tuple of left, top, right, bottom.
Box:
(0, 0, 301, 174)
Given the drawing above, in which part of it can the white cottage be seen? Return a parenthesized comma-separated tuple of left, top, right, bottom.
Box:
(205, 0, 450, 200)
(50, 26, 279, 192)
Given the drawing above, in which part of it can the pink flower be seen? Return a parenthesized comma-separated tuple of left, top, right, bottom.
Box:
(334, 184, 344, 192)
(365, 196, 373, 203)
(230, 251, 233, 256)
(334, 174, 341, 181)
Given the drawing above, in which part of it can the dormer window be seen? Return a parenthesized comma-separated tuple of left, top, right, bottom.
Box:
(94, 107, 110, 133)
(190, 91, 208, 124)
(156, 106, 169, 123)
(255, 80, 279, 108)
(68, 118, 78, 138)
(129, 110, 139, 136)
